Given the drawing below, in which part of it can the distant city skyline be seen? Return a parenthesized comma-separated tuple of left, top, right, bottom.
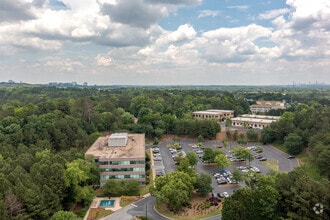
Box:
(1, 0, 329, 85)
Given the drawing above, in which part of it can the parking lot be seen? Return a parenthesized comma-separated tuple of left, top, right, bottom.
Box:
(151, 139, 299, 196)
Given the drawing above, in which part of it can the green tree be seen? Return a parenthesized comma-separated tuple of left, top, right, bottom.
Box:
(121, 180, 140, 196)
(185, 151, 198, 167)
(50, 210, 78, 220)
(231, 169, 243, 183)
(222, 140, 228, 152)
(152, 171, 195, 213)
(225, 118, 232, 127)
(102, 180, 122, 197)
(222, 175, 280, 220)
(198, 135, 204, 143)
(63, 159, 96, 204)
(232, 146, 253, 167)
(225, 130, 232, 140)
(312, 141, 330, 178)
(202, 147, 215, 163)
(232, 130, 238, 142)
(276, 168, 330, 220)
(246, 129, 259, 142)
(195, 173, 213, 195)
(177, 158, 196, 177)
(214, 154, 231, 170)
(284, 133, 303, 155)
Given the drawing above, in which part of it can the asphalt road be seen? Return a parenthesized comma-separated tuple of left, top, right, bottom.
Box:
(104, 196, 168, 220)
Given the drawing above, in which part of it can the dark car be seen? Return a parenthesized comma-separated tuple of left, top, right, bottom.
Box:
(217, 192, 224, 198)
(287, 155, 295, 159)
(254, 154, 263, 159)
(259, 157, 267, 161)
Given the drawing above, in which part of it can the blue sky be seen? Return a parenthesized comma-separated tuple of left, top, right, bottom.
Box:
(0, 0, 329, 85)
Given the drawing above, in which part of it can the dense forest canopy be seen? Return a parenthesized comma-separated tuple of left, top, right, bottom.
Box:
(0, 85, 329, 219)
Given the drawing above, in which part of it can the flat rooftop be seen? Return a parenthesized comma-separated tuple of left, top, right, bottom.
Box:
(240, 114, 280, 120)
(85, 133, 145, 160)
(232, 117, 276, 123)
(193, 109, 234, 114)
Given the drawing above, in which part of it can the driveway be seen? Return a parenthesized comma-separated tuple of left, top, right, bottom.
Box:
(103, 196, 168, 220)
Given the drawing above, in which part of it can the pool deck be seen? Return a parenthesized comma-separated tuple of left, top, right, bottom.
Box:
(84, 197, 122, 220)
(90, 197, 122, 211)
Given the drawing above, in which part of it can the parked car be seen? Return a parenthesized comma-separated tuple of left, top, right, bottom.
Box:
(259, 157, 267, 161)
(223, 192, 229, 197)
(237, 166, 247, 170)
(169, 148, 177, 154)
(154, 156, 162, 161)
(217, 177, 227, 184)
(250, 167, 260, 173)
(217, 192, 224, 198)
(152, 148, 160, 153)
(287, 155, 295, 159)
(156, 170, 165, 176)
(254, 154, 263, 159)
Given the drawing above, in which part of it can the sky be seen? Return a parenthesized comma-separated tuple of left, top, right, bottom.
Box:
(0, 0, 329, 86)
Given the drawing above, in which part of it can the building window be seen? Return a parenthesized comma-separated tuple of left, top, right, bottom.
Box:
(130, 160, 145, 164)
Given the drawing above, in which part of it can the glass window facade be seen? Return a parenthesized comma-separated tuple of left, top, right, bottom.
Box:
(99, 160, 145, 165)
(103, 167, 145, 172)
(101, 174, 145, 180)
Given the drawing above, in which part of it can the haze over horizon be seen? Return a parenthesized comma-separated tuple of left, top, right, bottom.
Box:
(1, 0, 329, 85)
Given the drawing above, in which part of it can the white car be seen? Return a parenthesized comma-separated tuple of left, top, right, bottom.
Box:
(250, 167, 260, 173)
(223, 192, 229, 197)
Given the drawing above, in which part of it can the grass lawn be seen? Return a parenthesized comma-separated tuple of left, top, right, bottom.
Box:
(271, 142, 288, 154)
(86, 208, 113, 220)
(261, 159, 279, 171)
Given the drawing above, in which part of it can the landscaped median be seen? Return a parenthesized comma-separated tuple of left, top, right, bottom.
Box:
(154, 193, 222, 220)
(260, 159, 279, 171)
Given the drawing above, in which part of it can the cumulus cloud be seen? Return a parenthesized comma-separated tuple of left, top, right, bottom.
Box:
(0, 0, 329, 85)
(99, 0, 201, 29)
(198, 10, 221, 19)
(227, 5, 249, 11)
(198, 24, 273, 63)
(41, 57, 83, 72)
(95, 53, 112, 66)
(258, 8, 290, 20)
(0, 0, 200, 53)
(268, 0, 330, 61)
(0, 0, 38, 22)
(156, 24, 197, 45)
(145, 0, 201, 5)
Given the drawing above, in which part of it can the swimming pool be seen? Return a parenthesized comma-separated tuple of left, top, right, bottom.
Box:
(100, 200, 115, 207)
